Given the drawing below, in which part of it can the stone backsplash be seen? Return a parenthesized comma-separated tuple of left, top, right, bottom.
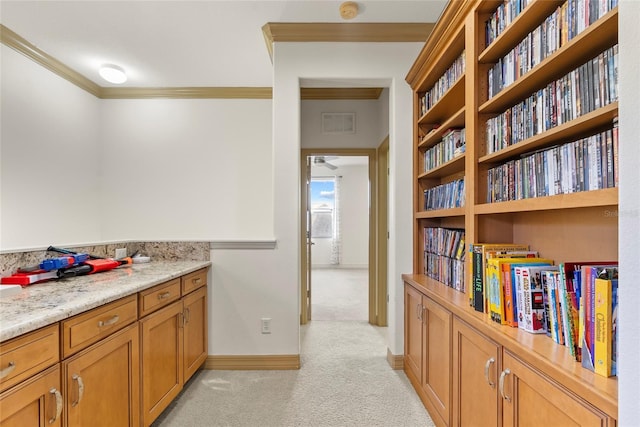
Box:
(0, 241, 210, 277)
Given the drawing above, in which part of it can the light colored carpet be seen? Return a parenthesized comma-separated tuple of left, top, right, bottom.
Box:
(153, 321, 434, 427)
(153, 268, 433, 426)
(311, 268, 368, 321)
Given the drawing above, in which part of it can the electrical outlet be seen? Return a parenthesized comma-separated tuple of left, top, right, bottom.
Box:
(115, 248, 127, 259)
(261, 318, 271, 334)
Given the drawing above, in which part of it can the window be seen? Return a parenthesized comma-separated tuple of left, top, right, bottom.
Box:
(310, 178, 335, 238)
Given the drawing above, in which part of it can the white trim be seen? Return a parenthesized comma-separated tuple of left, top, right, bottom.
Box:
(210, 240, 278, 250)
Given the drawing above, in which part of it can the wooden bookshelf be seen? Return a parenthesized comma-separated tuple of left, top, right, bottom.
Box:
(404, 1, 619, 426)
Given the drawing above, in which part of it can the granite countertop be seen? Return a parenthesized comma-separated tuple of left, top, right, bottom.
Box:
(0, 260, 211, 342)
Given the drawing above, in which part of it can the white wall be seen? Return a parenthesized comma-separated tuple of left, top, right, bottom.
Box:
(618, 1, 640, 423)
(310, 162, 369, 268)
(99, 98, 273, 241)
(273, 41, 420, 357)
(0, 46, 102, 250)
(301, 99, 381, 149)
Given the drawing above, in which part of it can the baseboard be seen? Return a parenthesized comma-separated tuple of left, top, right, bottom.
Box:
(387, 349, 404, 370)
(204, 354, 300, 370)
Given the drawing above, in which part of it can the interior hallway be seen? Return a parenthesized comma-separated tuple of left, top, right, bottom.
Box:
(153, 268, 434, 426)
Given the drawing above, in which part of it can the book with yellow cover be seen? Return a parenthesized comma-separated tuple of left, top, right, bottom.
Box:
(594, 277, 618, 377)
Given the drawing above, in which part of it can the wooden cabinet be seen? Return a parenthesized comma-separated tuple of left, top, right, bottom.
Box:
(404, 283, 451, 427)
(501, 351, 609, 427)
(182, 286, 208, 382)
(0, 365, 62, 427)
(405, 0, 619, 424)
(140, 268, 208, 426)
(62, 322, 140, 427)
(452, 317, 501, 427)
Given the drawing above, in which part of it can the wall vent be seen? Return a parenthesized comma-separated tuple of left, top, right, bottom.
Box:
(321, 113, 355, 134)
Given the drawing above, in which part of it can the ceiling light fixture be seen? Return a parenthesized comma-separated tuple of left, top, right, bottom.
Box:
(339, 1, 358, 20)
(99, 64, 127, 84)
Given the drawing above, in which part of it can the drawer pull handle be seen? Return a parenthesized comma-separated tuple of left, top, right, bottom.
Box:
(193, 277, 202, 285)
(97, 314, 119, 327)
(158, 292, 171, 300)
(484, 358, 495, 388)
(49, 387, 63, 423)
(0, 361, 16, 379)
(72, 374, 84, 407)
(499, 369, 511, 402)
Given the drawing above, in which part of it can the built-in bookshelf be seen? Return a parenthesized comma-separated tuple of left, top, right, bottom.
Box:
(404, 0, 618, 425)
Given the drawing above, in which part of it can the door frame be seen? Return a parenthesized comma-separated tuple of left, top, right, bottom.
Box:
(300, 148, 382, 325)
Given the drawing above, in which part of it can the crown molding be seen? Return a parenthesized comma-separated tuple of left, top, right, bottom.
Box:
(300, 87, 383, 100)
(0, 24, 102, 97)
(100, 87, 273, 99)
(262, 22, 435, 61)
(0, 24, 271, 99)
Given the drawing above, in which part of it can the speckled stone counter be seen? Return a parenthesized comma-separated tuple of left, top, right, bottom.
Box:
(0, 260, 211, 342)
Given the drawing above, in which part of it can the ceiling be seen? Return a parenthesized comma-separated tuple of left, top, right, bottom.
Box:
(0, 1, 447, 89)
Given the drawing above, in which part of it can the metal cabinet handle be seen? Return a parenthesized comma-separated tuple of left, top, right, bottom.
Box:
(97, 314, 119, 327)
(0, 361, 16, 379)
(158, 291, 171, 300)
(71, 374, 84, 407)
(49, 388, 63, 423)
(484, 358, 495, 388)
(499, 369, 511, 402)
(184, 307, 191, 324)
(416, 303, 422, 321)
(193, 277, 202, 285)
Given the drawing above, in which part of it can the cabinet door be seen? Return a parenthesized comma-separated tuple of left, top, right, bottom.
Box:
(183, 286, 208, 382)
(0, 364, 62, 427)
(422, 298, 451, 426)
(452, 317, 500, 427)
(501, 352, 609, 427)
(63, 323, 140, 427)
(404, 285, 423, 380)
(140, 299, 184, 427)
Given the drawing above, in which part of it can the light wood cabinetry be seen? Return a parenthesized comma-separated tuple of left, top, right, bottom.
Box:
(140, 268, 208, 427)
(0, 265, 209, 427)
(404, 283, 451, 427)
(62, 323, 140, 427)
(0, 365, 62, 427)
(405, 1, 619, 424)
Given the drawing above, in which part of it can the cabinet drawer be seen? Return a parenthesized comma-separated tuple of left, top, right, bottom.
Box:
(0, 324, 59, 393)
(181, 268, 207, 295)
(138, 278, 181, 317)
(61, 295, 137, 358)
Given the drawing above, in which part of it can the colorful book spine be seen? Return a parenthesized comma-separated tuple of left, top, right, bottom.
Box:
(594, 277, 618, 377)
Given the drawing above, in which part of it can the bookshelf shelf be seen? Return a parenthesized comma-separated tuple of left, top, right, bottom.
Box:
(418, 75, 466, 126)
(419, 154, 465, 179)
(416, 207, 465, 219)
(479, 7, 619, 115)
(479, 0, 564, 64)
(418, 107, 465, 149)
(479, 102, 619, 163)
(474, 187, 618, 214)
(405, 1, 618, 425)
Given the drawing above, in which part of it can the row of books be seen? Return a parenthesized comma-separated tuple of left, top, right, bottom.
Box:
(486, 44, 618, 155)
(487, 0, 617, 99)
(423, 128, 466, 173)
(485, 0, 617, 49)
(423, 178, 465, 211)
(486, 124, 618, 202)
(485, 0, 533, 47)
(469, 243, 618, 377)
(419, 51, 465, 116)
(423, 227, 466, 261)
(423, 251, 465, 292)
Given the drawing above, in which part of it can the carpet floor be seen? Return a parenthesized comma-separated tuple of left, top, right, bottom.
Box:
(153, 269, 434, 427)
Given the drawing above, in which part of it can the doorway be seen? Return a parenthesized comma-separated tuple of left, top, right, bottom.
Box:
(300, 149, 387, 326)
